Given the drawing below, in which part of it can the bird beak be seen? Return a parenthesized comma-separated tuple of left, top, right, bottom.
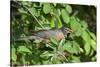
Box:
(69, 29, 73, 33)
(67, 28, 73, 33)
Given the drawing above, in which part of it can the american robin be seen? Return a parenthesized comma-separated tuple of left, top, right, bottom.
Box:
(16, 27, 73, 43)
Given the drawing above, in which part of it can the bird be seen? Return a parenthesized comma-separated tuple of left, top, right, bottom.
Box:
(16, 27, 73, 43)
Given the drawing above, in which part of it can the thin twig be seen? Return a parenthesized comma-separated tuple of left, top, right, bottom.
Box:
(15, 1, 44, 29)
(57, 51, 69, 62)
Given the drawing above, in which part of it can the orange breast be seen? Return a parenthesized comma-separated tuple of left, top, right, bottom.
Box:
(56, 32, 65, 40)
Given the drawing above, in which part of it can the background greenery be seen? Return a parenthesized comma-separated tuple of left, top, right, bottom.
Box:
(11, 1, 96, 66)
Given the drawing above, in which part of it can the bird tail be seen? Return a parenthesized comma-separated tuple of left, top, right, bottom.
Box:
(15, 36, 42, 41)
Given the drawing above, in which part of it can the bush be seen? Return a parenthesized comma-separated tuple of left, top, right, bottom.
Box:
(11, 1, 96, 66)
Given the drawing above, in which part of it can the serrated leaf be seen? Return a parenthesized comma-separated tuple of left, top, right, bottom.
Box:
(61, 9, 70, 24)
(18, 46, 31, 53)
(65, 5, 72, 14)
(11, 48, 17, 62)
(43, 3, 51, 14)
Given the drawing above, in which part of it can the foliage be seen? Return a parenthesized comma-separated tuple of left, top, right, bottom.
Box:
(11, 1, 96, 66)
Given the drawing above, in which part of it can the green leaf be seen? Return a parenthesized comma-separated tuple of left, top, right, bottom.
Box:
(40, 51, 54, 57)
(82, 31, 91, 42)
(72, 41, 80, 53)
(50, 18, 55, 28)
(29, 8, 39, 17)
(50, 38, 58, 45)
(63, 41, 80, 54)
(59, 39, 65, 47)
(89, 32, 96, 41)
(11, 48, 17, 62)
(22, 1, 32, 7)
(63, 41, 72, 52)
(40, 51, 54, 60)
(61, 9, 70, 24)
(71, 56, 80, 62)
(91, 56, 96, 61)
(43, 3, 51, 14)
(18, 46, 31, 53)
(56, 16, 63, 28)
(82, 31, 91, 55)
(84, 43, 91, 55)
(53, 3, 56, 7)
(18, 8, 27, 14)
(57, 9, 61, 16)
(89, 49, 94, 57)
(70, 17, 83, 36)
(80, 21, 88, 29)
(91, 39, 96, 51)
(65, 5, 72, 14)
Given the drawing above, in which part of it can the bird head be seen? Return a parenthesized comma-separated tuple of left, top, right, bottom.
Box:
(61, 27, 73, 37)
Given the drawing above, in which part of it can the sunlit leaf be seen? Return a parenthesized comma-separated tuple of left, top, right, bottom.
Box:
(40, 51, 54, 57)
(43, 3, 51, 14)
(61, 9, 70, 24)
(29, 8, 39, 17)
(82, 31, 91, 55)
(63, 41, 72, 52)
(59, 39, 65, 47)
(11, 47, 17, 62)
(84, 43, 91, 55)
(50, 18, 55, 28)
(80, 21, 88, 30)
(18, 8, 27, 14)
(89, 49, 94, 57)
(63, 41, 80, 54)
(50, 38, 58, 45)
(91, 56, 96, 61)
(17, 46, 31, 53)
(57, 17, 63, 28)
(91, 39, 96, 51)
(71, 56, 80, 62)
(89, 32, 96, 41)
(70, 17, 83, 36)
(65, 5, 72, 14)
(82, 31, 91, 42)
